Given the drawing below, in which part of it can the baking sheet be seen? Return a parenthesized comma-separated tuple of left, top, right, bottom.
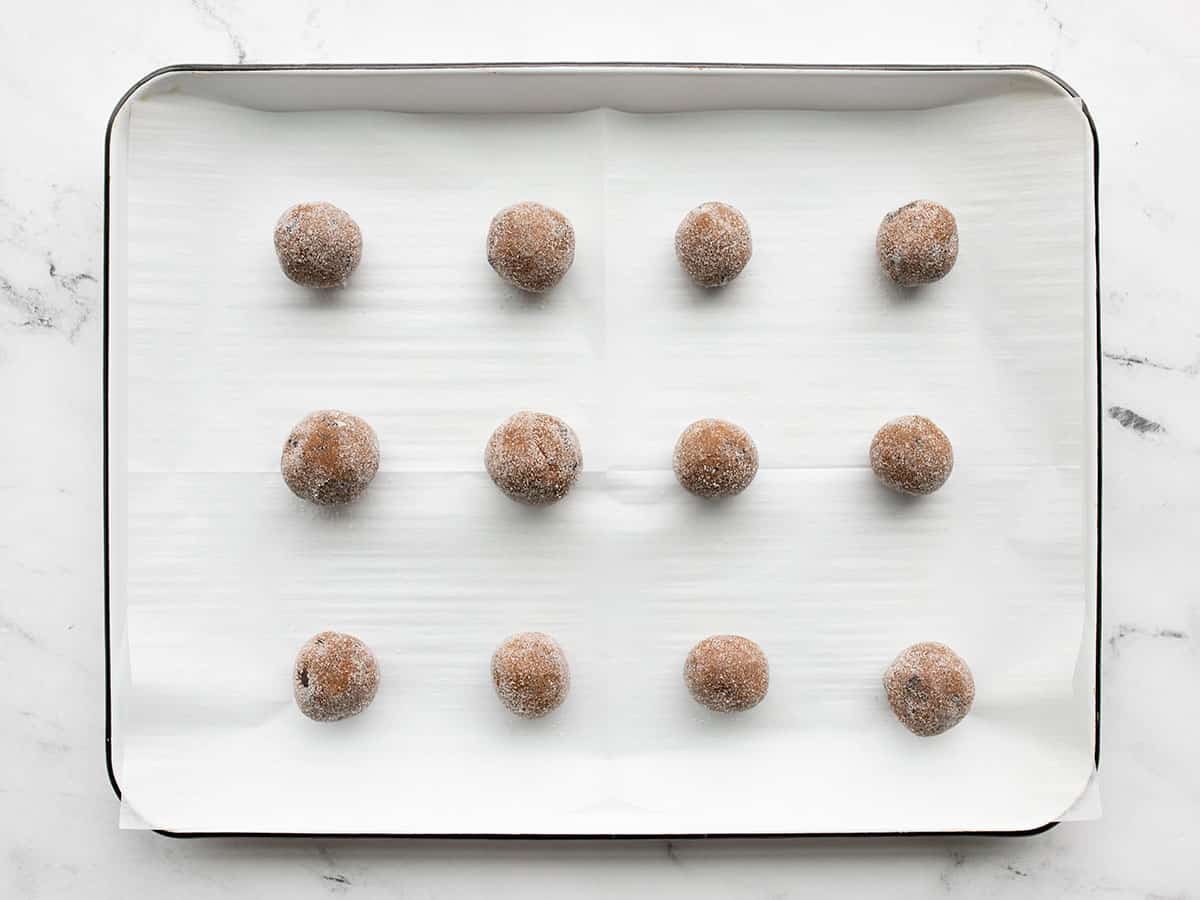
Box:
(113, 82, 1096, 834)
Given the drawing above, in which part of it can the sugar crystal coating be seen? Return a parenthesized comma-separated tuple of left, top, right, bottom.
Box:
(883, 641, 974, 736)
(484, 411, 582, 505)
(675, 201, 752, 287)
(486, 201, 575, 293)
(869, 415, 953, 495)
(281, 409, 380, 505)
(491, 631, 570, 719)
(273, 201, 363, 288)
(293, 631, 380, 722)
(876, 200, 958, 286)
(673, 418, 759, 499)
(685, 635, 769, 712)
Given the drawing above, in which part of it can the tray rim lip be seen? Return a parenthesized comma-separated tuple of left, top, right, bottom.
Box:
(101, 61, 1101, 840)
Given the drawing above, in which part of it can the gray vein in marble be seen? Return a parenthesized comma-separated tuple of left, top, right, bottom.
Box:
(1037, 0, 1064, 34)
(1108, 406, 1165, 435)
(190, 0, 248, 63)
(0, 613, 40, 646)
(0, 272, 55, 330)
(1032, 0, 1066, 66)
(0, 196, 98, 340)
(315, 845, 352, 892)
(939, 848, 967, 890)
(1103, 350, 1200, 374)
(1109, 623, 1189, 654)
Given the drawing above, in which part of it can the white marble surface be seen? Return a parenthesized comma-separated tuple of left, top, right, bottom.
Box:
(1, 0, 1198, 896)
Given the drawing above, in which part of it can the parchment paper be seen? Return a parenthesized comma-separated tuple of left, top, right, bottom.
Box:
(114, 87, 1096, 833)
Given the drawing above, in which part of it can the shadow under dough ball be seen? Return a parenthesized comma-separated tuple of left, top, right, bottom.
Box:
(674, 201, 752, 287)
(685, 635, 769, 713)
(486, 201, 575, 293)
(293, 631, 380, 722)
(281, 409, 380, 505)
(876, 199, 958, 286)
(491, 632, 570, 719)
(273, 201, 363, 288)
(484, 410, 582, 505)
(673, 418, 759, 499)
(883, 641, 975, 736)
(869, 415, 953, 495)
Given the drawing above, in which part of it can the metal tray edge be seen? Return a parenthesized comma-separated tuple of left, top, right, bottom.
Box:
(101, 62, 1101, 840)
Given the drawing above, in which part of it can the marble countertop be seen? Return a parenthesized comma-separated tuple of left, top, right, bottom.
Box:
(2, 0, 1198, 896)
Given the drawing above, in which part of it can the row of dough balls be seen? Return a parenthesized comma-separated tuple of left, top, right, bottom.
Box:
(294, 630, 975, 737)
(273, 198, 958, 291)
(281, 409, 954, 506)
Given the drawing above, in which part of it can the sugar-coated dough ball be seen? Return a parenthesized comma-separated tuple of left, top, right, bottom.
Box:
(883, 642, 974, 736)
(673, 418, 759, 499)
(685, 635, 769, 712)
(876, 200, 958, 286)
(869, 415, 953, 495)
(491, 632, 570, 719)
(675, 201, 752, 287)
(293, 631, 380, 722)
(485, 410, 582, 505)
(274, 202, 363, 288)
(281, 409, 380, 505)
(486, 201, 576, 293)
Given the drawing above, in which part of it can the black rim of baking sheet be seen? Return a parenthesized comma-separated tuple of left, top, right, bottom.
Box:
(102, 62, 1102, 840)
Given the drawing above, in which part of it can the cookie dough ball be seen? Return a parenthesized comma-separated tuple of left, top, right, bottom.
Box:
(884, 642, 974, 736)
(869, 415, 953, 496)
(485, 411, 582, 505)
(281, 409, 380, 505)
(673, 418, 759, 499)
(486, 201, 575, 293)
(876, 200, 958, 286)
(675, 201, 752, 287)
(491, 632, 570, 719)
(685, 635, 769, 713)
(293, 631, 380, 722)
(273, 202, 363, 288)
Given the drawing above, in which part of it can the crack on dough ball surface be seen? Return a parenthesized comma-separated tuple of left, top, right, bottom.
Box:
(281, 409, 380, 505)
(273, 202, 363, 288)
(673, 418, 759, 499)
(484, 410, 582, 505)
(869, 415, 953, 495)
(491, 632, 570, 719)
(876, 200, 959, 286)
(674, 201, 752, 287)
(685, 635, 769, 712)
(486, 201, 575, 293)
(883, 641, 975, 736)
(293, 631, 380, 722)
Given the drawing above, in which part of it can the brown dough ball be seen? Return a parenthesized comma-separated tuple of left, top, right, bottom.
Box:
(486, 201, 575, 293)
(673, 418, 759, 499)
(675, 201, 752, 287)
(273, 202, 363, 288)
(484, 411, 582, 505)
(883, 642, 975, 736)
(876, 200, 959, 286)
(684, 635, 769, 713)
(869, 415, 953, 496)
(281, 409, 380, 505)
(293, 631, 380, 722)
(491, 632, 570, 719)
